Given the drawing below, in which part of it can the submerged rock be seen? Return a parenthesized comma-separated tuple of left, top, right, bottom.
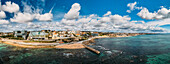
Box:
(130, 60, 134, 63)
(1, 56, 10, 62)
(140, 59, 143, 61)
(105, 51, 112, 54)
(63, 52, 73, 58)
(0, 58, 3, 64)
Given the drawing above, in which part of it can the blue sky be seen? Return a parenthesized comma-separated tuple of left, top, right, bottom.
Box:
(0, 0, 170, 32)
(2, 0, 170, 20)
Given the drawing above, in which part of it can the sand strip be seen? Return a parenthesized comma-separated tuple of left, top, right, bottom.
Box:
(0, 36, 129, 49)
(0, 40, 85, 49)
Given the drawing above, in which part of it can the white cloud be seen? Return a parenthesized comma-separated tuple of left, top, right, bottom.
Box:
(77, 17, 91, 23)
(10, 12, 53, 23)
(103, 11, 111, 16)
(61, 19, 76, 26)
(124, 3, 170, 29)
(53, 11, 165, 33)
(21, 1, 43, 14)
(23, 1, 53, 22)
(10, 12, 35, 23)
(0, 11, 6, 19)
(0, 1, 1, 10)
(22, 2, 35, 13)
(147, 18, 170, 26)
(100, 17, 111, 22)
(35, 13, 53, 21)
(0, 2, 167, 33)
(2, 1, 19, 13)
(126, 2, 170, 20)
(126, 2, 143, 13)
(88, 19, 99, 25)
(109, 15, 131, 23)
(0, 19, 9, 24)
(64, 3, 81, 20)
(157, 7, 170, 15)
(126, 2, 170, 21)
(137, 8, 157, 20)
(126, 10, 131, 13)
(137, 7, 170, 20)
(9, 1, 54, 23)
(89, 14, 98, 18)
(131, 21, 145, 24)
(127, 2, 137, 10)
(0, 15, 166, 33)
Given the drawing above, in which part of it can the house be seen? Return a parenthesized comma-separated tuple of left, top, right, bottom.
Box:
(91, 32, 99, 36)
(41, 30, 51, 33)
(7, 32, 14, 36)
(52, 31, 60, 39)
(0, 32, 3, 36)
(67, 30, 75, 37)
(48, 31, 53, 39)
(75, 30, 81, 36)
(27, 31, 48, 40)
(14, 30, 28, 39)
(52, 31, 75, 39)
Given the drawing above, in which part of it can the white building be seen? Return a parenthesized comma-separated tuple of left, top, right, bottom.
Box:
(14, 30, 28, 39)
(28, 31, 48, 40)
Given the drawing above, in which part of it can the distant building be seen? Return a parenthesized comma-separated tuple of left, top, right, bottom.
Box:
(91, 32, 99, 36)
(41, 30, 51, 33)
(75, 30, 81, 36)
(7, 32, 14, 36)
(0, 32, 3, 36)
(52, 31, 60, 39)
(14, 30, 28, 39)
(52, 31, 75, 39)
(48, 31, 53, 39)
(0, 32, 14, 36)
(28, 31, 48, 40)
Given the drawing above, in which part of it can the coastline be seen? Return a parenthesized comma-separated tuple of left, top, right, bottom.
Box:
(0, 40, 85, 49)
(0, 35, 131, 49)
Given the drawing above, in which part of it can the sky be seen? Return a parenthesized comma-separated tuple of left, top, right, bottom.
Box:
(0, 0, 170, 33)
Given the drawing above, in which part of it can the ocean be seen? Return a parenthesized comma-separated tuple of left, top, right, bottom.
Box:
(0, 34, 170, 64)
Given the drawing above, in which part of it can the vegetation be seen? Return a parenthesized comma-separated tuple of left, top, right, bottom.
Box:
(0, 35, 14, 38)
(0, 35, 24, 40)
(23, 40, 56, 43)
(9, 37, 24, 40)
(72, 33, 77, 37)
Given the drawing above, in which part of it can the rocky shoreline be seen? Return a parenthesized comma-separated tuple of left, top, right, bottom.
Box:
(0, 36, 110, 49)
(0, 33, 144, 49)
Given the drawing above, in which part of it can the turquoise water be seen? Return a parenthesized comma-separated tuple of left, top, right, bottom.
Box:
(94, 34, 170, 64)
(0, 43, 120, 64)
(0, 34, 170, 64)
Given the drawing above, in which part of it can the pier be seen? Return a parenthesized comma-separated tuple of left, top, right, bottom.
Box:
(83, 44, 100, 54)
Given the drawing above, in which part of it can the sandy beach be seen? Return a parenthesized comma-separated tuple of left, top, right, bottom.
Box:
(0, 36, 129, 49)
(0, 40, 85, 49)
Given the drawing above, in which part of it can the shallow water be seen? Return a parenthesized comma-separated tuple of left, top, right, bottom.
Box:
(94, 34, 170, 64)
(0, 34, 170, 64)
(0, 43, 120, 64)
